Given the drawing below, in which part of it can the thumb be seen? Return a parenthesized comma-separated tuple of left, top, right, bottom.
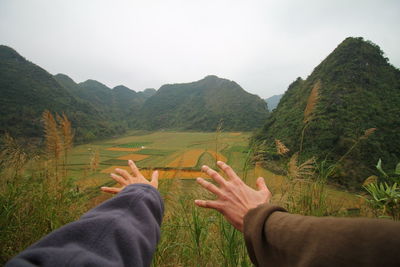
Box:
(151, 170, 159, 189)
(256, 177, 268, 192)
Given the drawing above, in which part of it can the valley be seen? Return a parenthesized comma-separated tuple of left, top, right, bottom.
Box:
(1, 36, 399, 265)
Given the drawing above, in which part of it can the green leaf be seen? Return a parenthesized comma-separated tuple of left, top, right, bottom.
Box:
(376, 159, 388, 178)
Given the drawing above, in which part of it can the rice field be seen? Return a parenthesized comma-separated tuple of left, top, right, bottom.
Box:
(67, 131, 252, 190)
(68, 131, 360, 210)
(167, 149, 206, 167)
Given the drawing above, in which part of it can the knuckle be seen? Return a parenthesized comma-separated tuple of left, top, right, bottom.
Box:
(233, 178, 242, 185)
(219, 194, 228, 201)
(222, 164, 231, 172)
(205, 182, 213, 190)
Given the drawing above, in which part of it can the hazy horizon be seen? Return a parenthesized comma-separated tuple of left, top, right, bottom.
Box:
(1, 0, 399, 98)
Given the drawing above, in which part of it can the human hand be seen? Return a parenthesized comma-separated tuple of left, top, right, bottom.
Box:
(101, 160, 159, 194)
(195, 161, 271, 232)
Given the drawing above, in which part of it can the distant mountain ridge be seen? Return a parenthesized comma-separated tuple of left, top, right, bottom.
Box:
(264, 94, 283, 111)
(133, 75, 269, 131)
(253, 37, 400, 187)
(0, 45, 268, 142)
(54, 75, 148, 119)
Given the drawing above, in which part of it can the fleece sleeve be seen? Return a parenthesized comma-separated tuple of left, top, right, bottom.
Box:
(243, 203, 400, 267)
(6, 184, 164, 267)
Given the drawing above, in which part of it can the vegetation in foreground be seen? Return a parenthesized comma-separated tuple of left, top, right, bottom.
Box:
(1, 115, 398, 265)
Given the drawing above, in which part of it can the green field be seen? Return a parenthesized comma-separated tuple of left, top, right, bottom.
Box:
(68, 131, 253, 189)
(67, 131, 360, 211)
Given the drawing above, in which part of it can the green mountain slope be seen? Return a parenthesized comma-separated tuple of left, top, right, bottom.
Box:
(253, 37, 400, 187)
(0, 46, 144, 142)
(138, 88, 156, 98)
(134, 75, 269, 131)
(54, 75, 147, 118)
(0, 46, 119, 141)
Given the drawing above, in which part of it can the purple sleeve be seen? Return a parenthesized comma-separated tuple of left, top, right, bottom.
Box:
(6, 184, 164, 267)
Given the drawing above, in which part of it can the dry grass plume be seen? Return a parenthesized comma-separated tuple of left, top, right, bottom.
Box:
(303, 80, 321, 123)
(275, 139, 290, 156)
(288, 152, 315, 181)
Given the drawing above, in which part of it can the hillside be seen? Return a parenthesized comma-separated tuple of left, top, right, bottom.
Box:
(264, 94, 283, 111)
(0, 46, 126, 142)
(54, 75, 147, 118)
(133, 75, 269, 131)
(0, 46, 155, 142)
(253, 37, 400, 187)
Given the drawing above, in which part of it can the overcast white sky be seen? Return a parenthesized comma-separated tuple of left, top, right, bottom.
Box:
(1, 0, 399, 98)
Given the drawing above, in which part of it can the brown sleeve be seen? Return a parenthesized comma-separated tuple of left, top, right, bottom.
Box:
(243, 203, 400, 267)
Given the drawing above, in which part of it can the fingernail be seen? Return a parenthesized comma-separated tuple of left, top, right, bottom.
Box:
(128, 160, 133, 164)
(115, 168, 121, 171)
(217, 161, 224, 165)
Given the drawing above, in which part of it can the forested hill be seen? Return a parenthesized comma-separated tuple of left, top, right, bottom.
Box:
(0, 46, 150, 142)
(253, 37, 400, 187)
(0, 46, 268, 142)
(54, 75, 148, 119)
(0, 46, 116, 141)
(132, 75, 269, 131)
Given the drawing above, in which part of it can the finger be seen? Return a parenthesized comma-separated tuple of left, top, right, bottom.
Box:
(201, 165, 226, 186)
(111, 173, 129, 185)
(115, 168, 133, 181)
(151, 170, 159, 188)
(101, 186, 122, 194)
(196, 177, 223, 196)
(128, 160, 142, 178)
(194, 199, 220, 210)
(256, 177, 269, 192)
(217, 161, 239, 180)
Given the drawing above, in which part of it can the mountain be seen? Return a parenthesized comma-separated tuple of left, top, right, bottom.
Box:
(54, 75, 147, 118)
(138, 88, 157, 98)
(264, 94, 283, 111)
(0, 46, 125, 142)
(1, 45, 265, 142)
(253, 37, 400, 187)
(0, 46, 155, 142)
(133, 75, 269, 131)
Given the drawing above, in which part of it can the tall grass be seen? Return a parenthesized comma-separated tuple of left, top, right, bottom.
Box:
(0, 113, 87, 264)
(152, 179, 251, 267)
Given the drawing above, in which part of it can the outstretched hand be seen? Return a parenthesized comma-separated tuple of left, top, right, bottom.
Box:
(195, 161, 271, 232)
(101, 160, 159, 194)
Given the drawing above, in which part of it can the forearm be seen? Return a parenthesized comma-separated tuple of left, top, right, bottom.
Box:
(6, 184, 164, 267)
(244, 204, 400, 266)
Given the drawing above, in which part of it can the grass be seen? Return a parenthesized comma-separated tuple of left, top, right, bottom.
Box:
(0, 130, 378, 266)
(116, 141, 152, 148)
